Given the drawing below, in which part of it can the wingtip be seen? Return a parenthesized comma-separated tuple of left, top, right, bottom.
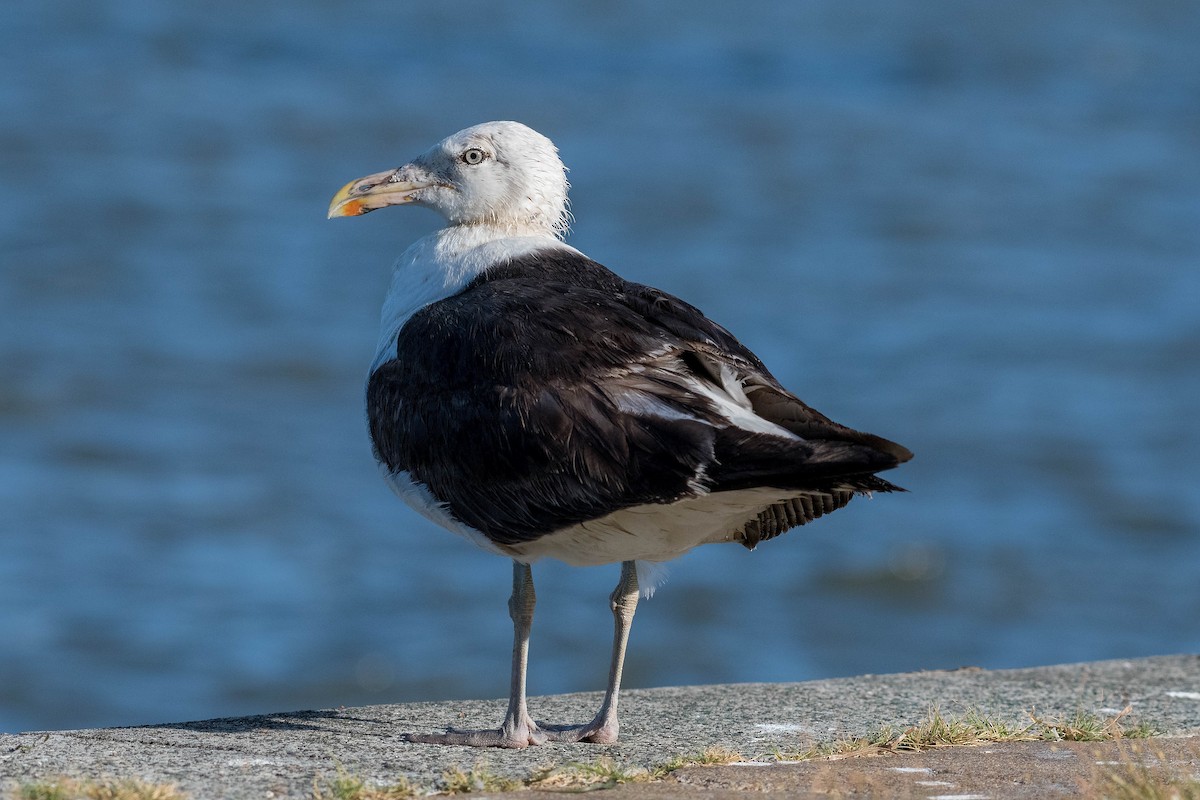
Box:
(860, 434, 913, 466)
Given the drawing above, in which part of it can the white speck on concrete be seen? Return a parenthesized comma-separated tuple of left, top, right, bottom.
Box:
(917, 781, 957, 787)
(892, 766, 934, 773)
(1098, 707, 1127, 714)
(754, 722, 811, 733)
(1166, 691, 1200, 700)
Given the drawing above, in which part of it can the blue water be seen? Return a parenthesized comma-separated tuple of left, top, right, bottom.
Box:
(2, 0, 1198, 734)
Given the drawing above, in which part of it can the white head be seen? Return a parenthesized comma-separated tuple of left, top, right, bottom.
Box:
(328, 121, 570, 237)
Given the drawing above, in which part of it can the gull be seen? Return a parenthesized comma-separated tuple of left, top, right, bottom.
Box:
(328, 121, 911, 748)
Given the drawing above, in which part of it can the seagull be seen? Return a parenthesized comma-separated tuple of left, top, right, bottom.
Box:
(328, 121, 911, 748)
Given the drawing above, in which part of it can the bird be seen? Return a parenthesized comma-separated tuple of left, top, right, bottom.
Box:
(328, 121, 912, 749)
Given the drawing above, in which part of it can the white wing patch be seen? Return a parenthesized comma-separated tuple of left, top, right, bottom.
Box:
(611, 389, 700, 423)
(688, 364, 801, 439)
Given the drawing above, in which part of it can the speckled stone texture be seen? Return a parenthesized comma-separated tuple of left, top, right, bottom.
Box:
(2, 655, 1198, 799)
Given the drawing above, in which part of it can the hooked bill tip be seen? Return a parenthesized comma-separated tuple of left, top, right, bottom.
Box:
(328, 198, 366, 219)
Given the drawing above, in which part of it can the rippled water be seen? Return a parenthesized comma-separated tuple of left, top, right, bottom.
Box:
(2, 0, 1198, 734)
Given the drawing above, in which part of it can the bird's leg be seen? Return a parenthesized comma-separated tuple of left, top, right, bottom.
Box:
(403, 560, 546, 748)
(542, 560, 639, 744)
(502, 559, 542, 738)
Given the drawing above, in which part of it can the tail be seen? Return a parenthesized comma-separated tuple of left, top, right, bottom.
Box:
(708, 428, 910, 494)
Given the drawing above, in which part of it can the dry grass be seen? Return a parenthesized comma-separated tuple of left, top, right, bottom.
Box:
(528, 747, 743, 791)
(1084, 744, 1200, 800)
(17, 778, 186, 800)
(437, 764, 523, 795)
(528, 757, 649, 790)
(311, 765, 415, 800)
(313, 762, 522, 798)
(1094, 765, 1200, 800)
(775, 705, 1156, 762)
(650, 746, 744, 777)
(1032, 706, 1157, 742)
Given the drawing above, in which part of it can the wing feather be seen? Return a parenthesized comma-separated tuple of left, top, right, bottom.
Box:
(368, 248, 911, 549)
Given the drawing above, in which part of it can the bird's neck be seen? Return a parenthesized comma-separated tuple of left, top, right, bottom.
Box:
(432, 221, 562, 266)
(369, 223, 580, 373)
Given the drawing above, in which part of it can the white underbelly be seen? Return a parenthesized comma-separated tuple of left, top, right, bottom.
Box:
(384, 468, 820, 598)
(504, 487, 798, 567)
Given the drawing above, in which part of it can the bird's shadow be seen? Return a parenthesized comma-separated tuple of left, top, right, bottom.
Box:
(149, 709, 391, 736)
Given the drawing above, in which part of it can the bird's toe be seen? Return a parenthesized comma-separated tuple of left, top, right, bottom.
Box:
(401, 720, 547, 749)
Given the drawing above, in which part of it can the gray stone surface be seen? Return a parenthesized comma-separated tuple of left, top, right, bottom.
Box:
(614, 738, 1200, 800)
(2, 655, 1199, 798)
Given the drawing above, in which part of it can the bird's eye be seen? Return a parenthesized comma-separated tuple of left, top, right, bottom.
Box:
(461, 148, 487, 165)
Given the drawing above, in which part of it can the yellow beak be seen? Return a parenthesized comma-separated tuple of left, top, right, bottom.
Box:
(327, 169, 436, 218)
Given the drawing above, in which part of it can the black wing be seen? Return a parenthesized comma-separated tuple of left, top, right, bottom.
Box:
(368, 248, 911, 547)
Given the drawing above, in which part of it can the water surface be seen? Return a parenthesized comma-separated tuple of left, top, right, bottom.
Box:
(1, 0, 1198, 733)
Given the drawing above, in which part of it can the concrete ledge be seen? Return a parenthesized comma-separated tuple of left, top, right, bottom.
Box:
(2, 655, 1198, 798)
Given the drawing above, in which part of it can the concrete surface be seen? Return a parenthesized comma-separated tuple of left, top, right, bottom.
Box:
(2, 655, 1198, 798)
(573, 738, 1200, 799)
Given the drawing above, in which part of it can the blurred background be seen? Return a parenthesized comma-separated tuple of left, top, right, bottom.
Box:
(1, 0, 1198, 734)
